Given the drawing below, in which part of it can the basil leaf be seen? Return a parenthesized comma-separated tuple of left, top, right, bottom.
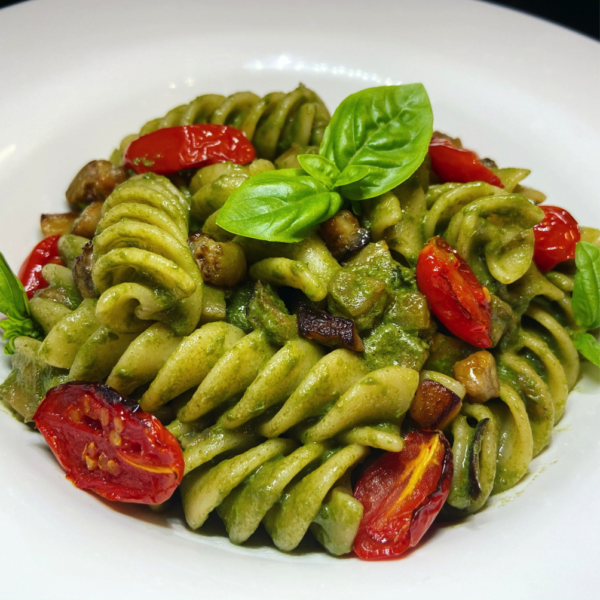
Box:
(217, 169, 343, 243)
(336, 165, 371, 188)
(0, 252, 29, 319)
(572, 241, 600, 330)
(297, 155, 339, 189)
(574, 332, 600, 368)
(320, 83, 433, 201)
(0, 252, 42, 354)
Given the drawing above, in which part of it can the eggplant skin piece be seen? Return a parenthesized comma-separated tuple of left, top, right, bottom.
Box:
(318, 210, 370, 261)
(297, 302, 364, 352)
(72, 241, 97, 299)
(409, 378, 462, 430)
(66, 160, 127, 209)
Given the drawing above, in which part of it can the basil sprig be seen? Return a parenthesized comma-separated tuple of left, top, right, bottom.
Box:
(0, 252, 42, 354)
(216, 169, 342, 243)
(571, 241, 600, 368)
(217, 84, 433, 243)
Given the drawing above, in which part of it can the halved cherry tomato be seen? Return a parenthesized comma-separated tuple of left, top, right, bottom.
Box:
(18, 235, 64, 299)
(34, 382, 184, 504)
(429, 137, 503, 188)
(123, 124, 256, 175)
(353, 430, 453, 560)
(533, 205, 580, 272)
(416, 237, 492, 348)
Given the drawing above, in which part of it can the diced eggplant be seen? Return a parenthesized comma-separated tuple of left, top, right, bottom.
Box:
(66, 160, 127, 209)
(72, 241, 97, 299)
(71, 201, 104, 239)
(363, 323, 430, 371)
(327, 270, 388, 332)
(247, 281, 297, 346)
(409, 378, 462, 430)
(189, 232, 247, 287)
(40, 212, 79, 236)
(453, 351, 500, 403)
(318, 210, 370, 260)
(383, 290, 435, 340)
(297, 302, 364, 352)
(423, 333, 475, 378)
(342, 240, 413, 290)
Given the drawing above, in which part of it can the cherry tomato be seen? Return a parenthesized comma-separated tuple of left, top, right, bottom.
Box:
(34, 382, 184, 504)
(429, 137, 503, 188)
(123, 124, 256, 175)
(18, 235, 64, 299)
(533, 205, 580, 272)
(416, 237, 492, 348)
(353, 430, 453, 560)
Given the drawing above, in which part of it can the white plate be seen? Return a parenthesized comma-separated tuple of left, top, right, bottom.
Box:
(0, 1, 599, 598)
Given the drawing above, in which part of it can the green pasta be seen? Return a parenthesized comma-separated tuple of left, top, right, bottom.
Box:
(0, 83, 598, 561)
(114, 85, 330, 163)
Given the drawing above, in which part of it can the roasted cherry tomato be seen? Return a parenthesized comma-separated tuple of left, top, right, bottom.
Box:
(34, 382, 184, 504)
(123, 124, 256, 175)
(533, 205, 580, 272)
(18, 235, 63, 299)
(429, 137, 503, 188)
(353, 430, 453, 560)
(416, 237, 493, 348)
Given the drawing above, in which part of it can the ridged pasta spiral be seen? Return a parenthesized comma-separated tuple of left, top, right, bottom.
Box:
(117, 85, 330, 162)
(444, 264, 578, 517)
(97, 320, 419, 553)
(91, 173, 203, 336)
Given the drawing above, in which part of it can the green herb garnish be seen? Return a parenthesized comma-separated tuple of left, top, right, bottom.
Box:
(571, 241, 600, 367)
(0, 252, 42, 354)
(217, 84, 433, 243)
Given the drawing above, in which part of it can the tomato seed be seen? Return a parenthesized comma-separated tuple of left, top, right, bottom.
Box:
(106, 460, 120, 476)
(100, 409, 110, 427)
(113, 416, 125, 434)
(85, 455, 98, 471)
(98, 452, 109, 471)
(109, 430, 122, 447)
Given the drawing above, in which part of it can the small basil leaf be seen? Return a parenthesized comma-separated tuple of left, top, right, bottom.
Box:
(320, 83, 433, 201)
(572, 241, 600, 330)
(297, 155, 339, 189)
(0, 252, 42, 354)
(335, 165, 371, 188)
(0, 252, 29, 320)
(217, 169, 343, 243)
(574, 332, 600, 368)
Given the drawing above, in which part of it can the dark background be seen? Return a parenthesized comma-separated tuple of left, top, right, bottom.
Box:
(0, 0, 598, 40)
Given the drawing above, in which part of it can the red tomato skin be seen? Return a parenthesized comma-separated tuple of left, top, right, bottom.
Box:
(429, 137, 503, 188)
(533, 205, 580, 272)
(123, 124, 256, 175)
(416, 237, 492, 348)
(353, 431, 453, 560)
(34, 382, 184, 505)
(18, 235, 63, 299)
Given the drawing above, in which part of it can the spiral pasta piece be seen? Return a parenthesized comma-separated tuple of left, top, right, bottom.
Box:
(62, 316, 418, 554)
(445, 264, 579, 516)
(92, 174, 203, 336)
(117, 85, 330, 161)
